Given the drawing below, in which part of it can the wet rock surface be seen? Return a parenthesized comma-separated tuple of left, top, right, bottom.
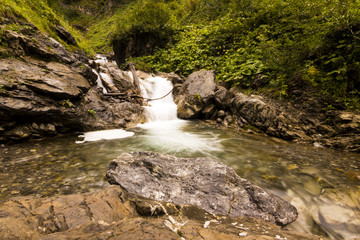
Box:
(0, 19, 145, 143)
(230, 91, 308, 141)
(0, 185, 323, 240)
(175, 70, 360, 152)
(0, 58, 90, 99)
(106, 152, 298, 226)
(176, 70, 217, 119)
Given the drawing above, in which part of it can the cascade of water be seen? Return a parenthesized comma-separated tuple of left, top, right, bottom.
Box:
(138, 75, 222, 154)
(140, 76, 178, 122)
(92, 69, 107, 94)
(94, 54, 108, 65)
(79, 57, 222, 153)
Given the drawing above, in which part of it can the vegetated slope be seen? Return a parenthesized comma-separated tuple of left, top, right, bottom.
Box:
(109, 0, 360, 112)
(46, 0, 135, 53)
(0, 0, 96, 56)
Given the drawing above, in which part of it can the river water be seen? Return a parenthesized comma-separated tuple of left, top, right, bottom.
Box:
(0, 75, 359, 239)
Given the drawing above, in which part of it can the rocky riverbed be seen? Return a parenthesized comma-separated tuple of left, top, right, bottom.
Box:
(0, 152, 326, 240)
(0, 13, 359, 240)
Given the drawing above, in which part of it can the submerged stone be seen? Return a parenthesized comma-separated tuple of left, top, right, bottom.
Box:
(106, 151, 298, 226)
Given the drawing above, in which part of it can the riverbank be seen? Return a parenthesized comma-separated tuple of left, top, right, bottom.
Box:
(174, 70, 360, 153)
(1, 14, 359, 152)
(0, 17, 145, 143)
(1, 121, 359, 239)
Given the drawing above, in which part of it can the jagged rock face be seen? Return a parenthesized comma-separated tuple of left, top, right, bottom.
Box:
(55, 25, 78, 46)
(0, 58, 90, 100)
(102, 62, 134, 91)
(174, 70, 360, 152)
(231, 91, 308, 140)
(0, 186, 320, 240)
(0, 19, 145, 142)
(106, 152, 298, 226)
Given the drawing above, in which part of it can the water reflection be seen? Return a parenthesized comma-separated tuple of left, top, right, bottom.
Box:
(0, 122, 359, 239)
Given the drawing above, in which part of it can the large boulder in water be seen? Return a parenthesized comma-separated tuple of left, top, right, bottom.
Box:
(106, 152, 298, 226)
(175, 70, 217, 119)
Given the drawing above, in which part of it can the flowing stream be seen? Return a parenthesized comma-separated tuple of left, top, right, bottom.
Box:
(0, 76, 359, 239)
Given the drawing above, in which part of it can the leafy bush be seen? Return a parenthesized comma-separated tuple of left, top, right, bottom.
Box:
(111, 0, 175, 48)
(131, 0, 360, 110)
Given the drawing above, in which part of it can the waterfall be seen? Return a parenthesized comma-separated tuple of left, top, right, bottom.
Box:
(78, 56, 222, 153)
(138, 75, 222, 154)
(140, 76, 178, 122)
(92, 69, 107, 94)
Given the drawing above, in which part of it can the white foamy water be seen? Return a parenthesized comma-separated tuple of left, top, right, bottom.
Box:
(92, 69, 107, 94)
(77, 64, 222, 152)
(139, 119, 222, 153)
(75, 129, 134, 143)
(99, 72, 115, 87)
(138, 76, 222, 153)
(140, 76, 178, 122)
(94, 54, 108, 65)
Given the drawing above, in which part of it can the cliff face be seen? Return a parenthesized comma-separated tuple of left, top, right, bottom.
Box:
(0, 16, 145, 143)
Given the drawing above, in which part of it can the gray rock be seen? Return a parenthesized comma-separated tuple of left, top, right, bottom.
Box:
(106, 152, 298, 226)
(218, 110, 226, 119)
(201, 104, 216, 118)
(231, 91, 308, 140)
(181, 70, 216, 99)
(309, 188, 360, 239)
(176, 70, 217, 119)
(4, 125, 32, 140)
(55, 25, 77, 46)
(214, 86, 232, 109)
(0, 58, 90, 100)
(103, 62, 134, 91)
(0, 18, 146, 143)
(336, 112, 354, 123)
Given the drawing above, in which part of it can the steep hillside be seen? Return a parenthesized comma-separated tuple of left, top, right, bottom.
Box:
(47, 0, 135, 53)
(0, 0, 96, 55)
(105, 0, 360, 112)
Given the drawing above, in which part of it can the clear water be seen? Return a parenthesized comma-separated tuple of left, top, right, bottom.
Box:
(0, 123, 359, 239)
(0, 75, 359, 239)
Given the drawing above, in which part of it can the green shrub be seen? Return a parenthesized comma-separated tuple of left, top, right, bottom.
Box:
(134, 0, 360, 110)
(110, 0, 176, 61)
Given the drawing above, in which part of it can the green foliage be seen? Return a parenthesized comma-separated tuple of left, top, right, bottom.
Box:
(2, 0, 359, 110)
(111, 0, 176, 55)
(87, 109, 96, 118)
(131, 0, 360, 110)
(62, 99, 74, 108)
(86, 8, 125, 53)
(141, 15, 266, 87)
(47, 0, 136, 53)
(0, 84, 6, 92)
(0, 0, 95, 56)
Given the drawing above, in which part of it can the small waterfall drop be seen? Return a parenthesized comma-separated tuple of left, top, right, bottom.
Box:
(140, 76, 178, 122)
(138, 75, 222, 154)
(78, 55, 222, 153)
